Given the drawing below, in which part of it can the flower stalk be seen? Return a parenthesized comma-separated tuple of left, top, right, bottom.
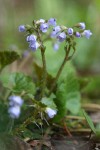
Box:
(37, 28, 47, 99)
(48, 44, 72, 96)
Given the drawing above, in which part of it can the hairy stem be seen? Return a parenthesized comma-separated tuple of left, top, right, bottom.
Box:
(40, 47, 47, 98)
(37, 29, 47, 99)
(48, 44, 72, 96)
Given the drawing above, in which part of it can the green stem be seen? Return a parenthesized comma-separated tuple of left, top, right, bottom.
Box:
(40, 48, 47, 97)
(37, 29, 47, 99)
(6, 118, 14, 134)
(48, 44, 72, 96)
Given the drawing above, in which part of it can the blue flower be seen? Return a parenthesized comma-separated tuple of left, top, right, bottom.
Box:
(9, 95, 23, 107)
(40, 23, 49, 33)
(75, 32, 81, 38)
(26, 35, 37, 43)
(29, 42, 40, 51)
(50, 26, 61, 38)
(18, 25, 26, 32)
(53, 26, 61, 33)
(57, 32, 66, 42)
(8, 95, 23, 119)
(79, 22, 85, 30)
(82, 30, 92, 39)
(67, 28, 73, 35)
(48, 18, 56, 26)
(8, 106, 21, 119)
(53, 42, 60, 51)
(45, 107, 57, 118)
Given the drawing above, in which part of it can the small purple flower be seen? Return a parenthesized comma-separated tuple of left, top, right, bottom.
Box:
(79, 22, 85, 30)
(45, 107, 57, 118)
(48, 18, 56, 26)
(53, 42, 60, 51)
(18, 25, 26, 32)
(29, 42, 40, 51)
(53, 26, 61, 33)
(9, 95, 23, 107)
(67, 28, 73, 35)
(75, 32, 81, 38)
(57, 32, 66, 42)
(82, 30, 92, 39)
(8, 95, 23, 119)
(50, 26, 61, 38)
(40, 23, 49, 33)
(8, 106, 21, 119)
(26, 35, 37, 43)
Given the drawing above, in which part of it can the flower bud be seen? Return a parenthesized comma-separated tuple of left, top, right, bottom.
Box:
(36, 19, 45, 24)
(75, 32, 81, 38)
(67, 28, 73, 35)
(45, 107, 57, 118)
(79, 22, 86, 30)
(18, 25, 26, 32)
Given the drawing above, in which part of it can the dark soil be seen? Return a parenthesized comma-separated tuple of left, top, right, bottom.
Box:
(30, 135, 100, 150)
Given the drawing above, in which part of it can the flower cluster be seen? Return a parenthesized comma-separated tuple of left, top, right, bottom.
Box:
(19, 18, 92, 52)
(26, 35, 40, 51)
(19, 18, 57, 51)
(8, 95, 23, 119)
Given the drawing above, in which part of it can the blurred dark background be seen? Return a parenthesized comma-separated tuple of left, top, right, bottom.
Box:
(0, 0, 100, 73)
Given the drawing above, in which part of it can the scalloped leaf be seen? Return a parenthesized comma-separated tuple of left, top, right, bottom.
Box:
(41, 96, 57, 109)
(0, 72, 35, 95)
(54, 71, 81, 122)
(0, 50, 20, 70)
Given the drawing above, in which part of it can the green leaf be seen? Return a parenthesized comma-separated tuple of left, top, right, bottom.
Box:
(41, 97, 57, 109)
(83, 76, 100, 98)
(83, 109, 96, 134)
(33, 62, 55, 89)
(22, 128, 42, 139)
(0, 50, 20, 70)
(66, 92, 81, 114)
(54, 70, 81, 122)
(0, 72, 35, 95)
